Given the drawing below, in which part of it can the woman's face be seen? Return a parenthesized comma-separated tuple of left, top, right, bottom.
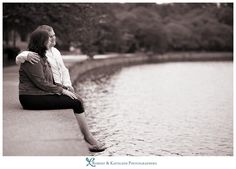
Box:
(48, 29, 56, 48)
(45, 37, 50, 49)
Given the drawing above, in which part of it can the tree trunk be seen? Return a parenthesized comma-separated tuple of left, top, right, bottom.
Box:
(13, 30, 16, 47)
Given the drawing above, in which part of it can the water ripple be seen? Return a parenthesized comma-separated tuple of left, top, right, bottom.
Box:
(75, 62, 233, 156)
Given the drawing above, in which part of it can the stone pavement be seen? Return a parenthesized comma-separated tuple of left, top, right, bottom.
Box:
(3, 57, 90, 156)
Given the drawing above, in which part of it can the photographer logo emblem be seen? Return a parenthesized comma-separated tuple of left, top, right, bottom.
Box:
(86, 157, 96, 167)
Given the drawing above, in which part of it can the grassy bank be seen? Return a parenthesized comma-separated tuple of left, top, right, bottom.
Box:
(150, 52, 233, 62)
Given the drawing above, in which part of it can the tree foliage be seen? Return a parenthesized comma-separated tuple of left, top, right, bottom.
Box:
(3, 3, 233, 55)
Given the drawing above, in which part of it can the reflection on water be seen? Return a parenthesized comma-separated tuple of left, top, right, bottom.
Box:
(75, 61, 233, 156)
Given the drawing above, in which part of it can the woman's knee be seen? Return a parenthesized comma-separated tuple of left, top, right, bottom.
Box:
(73, 99, 85, 114)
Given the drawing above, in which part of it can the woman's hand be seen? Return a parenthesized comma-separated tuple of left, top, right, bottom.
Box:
(74, 93, 84, 105)
(66, 86, 75, 93)
(62, 89, 77, 100)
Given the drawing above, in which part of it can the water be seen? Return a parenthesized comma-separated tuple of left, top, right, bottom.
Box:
(75, 61, 233, 156)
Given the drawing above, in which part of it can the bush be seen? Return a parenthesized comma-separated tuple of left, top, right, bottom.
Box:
(4, 47, 20, 60)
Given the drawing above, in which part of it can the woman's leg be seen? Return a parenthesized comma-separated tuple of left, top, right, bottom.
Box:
(75, 113, 98, 145)
(75, 113, 106, 152)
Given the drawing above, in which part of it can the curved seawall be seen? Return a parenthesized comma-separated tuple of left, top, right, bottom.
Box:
(69, 52, 233, 84)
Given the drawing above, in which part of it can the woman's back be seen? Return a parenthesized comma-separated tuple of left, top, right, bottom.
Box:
(19, 57, 62, 95)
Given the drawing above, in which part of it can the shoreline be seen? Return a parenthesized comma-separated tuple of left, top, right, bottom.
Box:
(69, 52, 233, 85)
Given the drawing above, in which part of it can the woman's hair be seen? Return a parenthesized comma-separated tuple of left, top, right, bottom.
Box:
(28, 29, 49, 58)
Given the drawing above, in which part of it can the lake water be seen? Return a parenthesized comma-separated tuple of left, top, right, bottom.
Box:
(75, 61, 233, 156)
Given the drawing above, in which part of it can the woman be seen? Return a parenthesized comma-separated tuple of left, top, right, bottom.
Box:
(19, 29, 105, 152)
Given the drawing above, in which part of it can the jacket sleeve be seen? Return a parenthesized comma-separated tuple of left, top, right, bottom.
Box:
(22, 61, 63, 94)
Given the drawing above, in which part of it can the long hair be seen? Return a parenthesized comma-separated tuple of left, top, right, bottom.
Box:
(28, 30, 49, 58)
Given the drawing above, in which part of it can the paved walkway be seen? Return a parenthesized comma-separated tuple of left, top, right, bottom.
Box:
(3, 56, 90, 156)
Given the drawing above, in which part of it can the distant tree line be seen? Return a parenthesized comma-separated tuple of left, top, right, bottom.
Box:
(3, 3, 233, 58)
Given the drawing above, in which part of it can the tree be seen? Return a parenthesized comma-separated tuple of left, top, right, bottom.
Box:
(3, 3, 233, 54)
